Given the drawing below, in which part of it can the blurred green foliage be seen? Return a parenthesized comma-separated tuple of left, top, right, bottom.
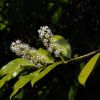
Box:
(0, 0, 100, 100)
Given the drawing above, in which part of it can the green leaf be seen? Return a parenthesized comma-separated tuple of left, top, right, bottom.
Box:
(50, 35, 71, 58)
(0, 23, 6, 30)
(10, 68, 43, 99)
(0, 69, 22, 89)
(10, 75, 31, 99)
(61, 0, 70, 3)
(51, 7, 62, 24)
(0, 73, 12, 88)
(47, 2, 54, 10)
(0, 58, 34, 76)
(31, 61, 63, 87)
(0, 0, 4, 7)
(68, 86, 75, 100)
(32, 48, 54, 64)
(0, 58, 34, 88)
(78, 53, 100, 86)
(68, 82, 79, 100)
(0, 70, 23, 89)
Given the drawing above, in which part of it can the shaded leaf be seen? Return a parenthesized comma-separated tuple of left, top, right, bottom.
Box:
(51, 7, 62, 24)
(68, 82, 79, 100)
(79, 62, 85, 70)
(68, 86, 75, 100)
(0, 23, 6, 30)
(0, 0, 5, 7)
(47, 2, 54, 10)
(10, 68, 43, 99)
(61, 0, 70, 3)
(78, 53, 100, 86)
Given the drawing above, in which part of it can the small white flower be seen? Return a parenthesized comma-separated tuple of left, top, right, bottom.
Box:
(11, 42, 16, 46)
(43, 38, 48, 43)
(40, 26, 48, 31)
(38, 26, 53, 39)
(54, 50, 59, 57)
(29, 48, 36, 53)
(16, 40, 21, 44)
(43, 42, 49, 47)
(47, 47, 53, 53)
(45, 33, 50, 39)
(37, 63, 43, 68)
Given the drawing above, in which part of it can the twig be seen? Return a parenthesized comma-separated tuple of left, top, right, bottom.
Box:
(64, 49, 100, 64)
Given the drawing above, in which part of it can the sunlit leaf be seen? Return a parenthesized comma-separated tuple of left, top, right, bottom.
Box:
(10, 68, 43, 99)
(10, 75, 31, 99)
(0, 70, 22, 89)
(0, 68, 23, 89)
(32, 48, 54, 64)
(0, 58, 34, 88)
(0, 73, 12, 88)
(50, 35, 71, 58)
(78, 53, 100, 86)
(31, 61, 63, 87)
(0, 58, 34, 76)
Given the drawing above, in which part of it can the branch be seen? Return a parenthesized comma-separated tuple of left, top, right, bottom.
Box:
(64, 49, 100, 64)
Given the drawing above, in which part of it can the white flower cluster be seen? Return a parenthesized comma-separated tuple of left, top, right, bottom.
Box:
(48, 43, 57, 54)
(38, 26, 53, 47)
(10, 40, 36, 59)
(31, 55, 44, 68)
(38, 26, 60, 57)
(10, 40, 44, 68)
(38, 26, 71, 58)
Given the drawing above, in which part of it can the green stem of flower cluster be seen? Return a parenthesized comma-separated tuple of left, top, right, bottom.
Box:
(64, 49, 100, 64)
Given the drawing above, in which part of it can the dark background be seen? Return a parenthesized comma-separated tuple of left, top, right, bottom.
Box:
(0, 0, 100, 100)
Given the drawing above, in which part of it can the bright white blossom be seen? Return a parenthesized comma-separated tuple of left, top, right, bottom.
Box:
(10, 40, 47, 68)
(36, 63, 43, 68)
(54, 50, 59, 57)
(10, 40, 36, 58)
(38, 26, 64, 58)
(38, 26, 53, 47)
(38, 26, 53, 39)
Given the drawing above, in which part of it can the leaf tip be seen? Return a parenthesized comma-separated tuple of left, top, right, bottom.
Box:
(31, 81, 34, 87)
(10, 95, 13, 100)
(78, 76, 85, 86)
